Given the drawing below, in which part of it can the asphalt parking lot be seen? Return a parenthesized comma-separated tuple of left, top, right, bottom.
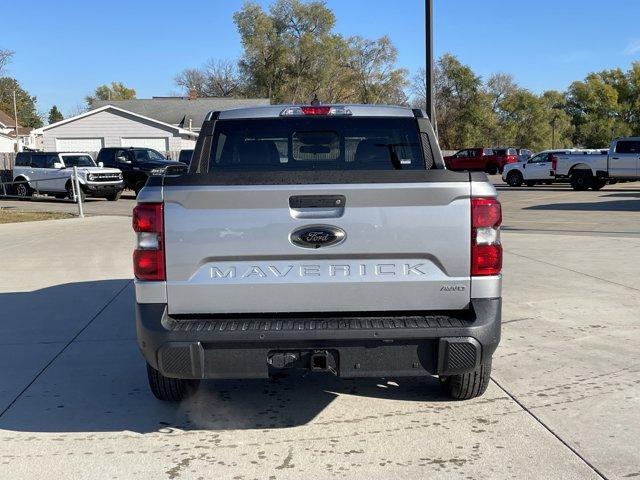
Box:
(0, 179, 638, 479)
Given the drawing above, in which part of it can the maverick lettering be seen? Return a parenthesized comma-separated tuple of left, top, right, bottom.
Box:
(210, 263, 427, 279)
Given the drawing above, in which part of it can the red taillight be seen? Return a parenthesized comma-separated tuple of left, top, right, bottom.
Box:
(472, 198, 502, 227)
(551, 155, 558, 171)
(133, 249, 166, 281)
(471, 197, 502, 276)
(132, 203, 165, 281)
(507, 155, 517, 163)
(301, 106, 331, 115)
(133, 203, 163, 232)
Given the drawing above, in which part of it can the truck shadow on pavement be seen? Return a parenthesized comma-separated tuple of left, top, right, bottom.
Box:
(0, 280, 452, 434)
(524, 198, 640, 212)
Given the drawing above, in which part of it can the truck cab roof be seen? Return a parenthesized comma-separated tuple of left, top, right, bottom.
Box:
(208, 104, 419, 121)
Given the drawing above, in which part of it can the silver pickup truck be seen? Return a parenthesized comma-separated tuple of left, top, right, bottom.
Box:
(133, 105, 502, 401)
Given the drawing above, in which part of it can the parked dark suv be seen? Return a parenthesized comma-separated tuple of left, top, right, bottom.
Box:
(96, 147, 187, 195)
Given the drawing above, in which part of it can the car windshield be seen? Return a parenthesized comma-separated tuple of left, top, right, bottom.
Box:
(133, 149, 166, 162)
(207, 117, 425, 171)
(61, 155, 96, 167)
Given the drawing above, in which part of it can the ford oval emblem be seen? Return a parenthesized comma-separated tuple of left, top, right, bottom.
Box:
(290, 225, 346, 249)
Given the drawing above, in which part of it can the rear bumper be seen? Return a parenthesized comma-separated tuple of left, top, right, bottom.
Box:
(136, 298, 501, 379)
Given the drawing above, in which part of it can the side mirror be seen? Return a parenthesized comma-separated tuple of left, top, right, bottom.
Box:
(53, 162, 64, 169)
(98, 161, 104, 168)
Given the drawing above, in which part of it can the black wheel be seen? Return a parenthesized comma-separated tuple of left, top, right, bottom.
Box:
(14, 181, 33, 198)
(486, 164, 499, 175)
(506, 170, 523, 187)
(525, 180, 537, 187)
(105, 191, 122, 201)
(591, 179, 607, 191)
(146, 363, 199, 402)
(440, 359, 492, 400)
(134, 181, 146, 197)
(66, 182, 86, 202)
(570, 171, 592, 191)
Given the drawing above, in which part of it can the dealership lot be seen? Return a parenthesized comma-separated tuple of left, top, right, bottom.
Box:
(1, 179, 639, 236)
(0, 182, 638, 479)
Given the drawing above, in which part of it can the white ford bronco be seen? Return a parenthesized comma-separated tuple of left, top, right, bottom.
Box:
(133, 104, 503, 401)
(12, 151, 124, 201)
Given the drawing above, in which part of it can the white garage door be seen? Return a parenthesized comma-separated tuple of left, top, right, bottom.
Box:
(55, 137, 104, 152)
(121, 137, 168, 151)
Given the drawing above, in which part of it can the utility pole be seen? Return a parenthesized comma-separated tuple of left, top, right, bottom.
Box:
(425, 0, 434, 124)
(13, 90, 19, 153)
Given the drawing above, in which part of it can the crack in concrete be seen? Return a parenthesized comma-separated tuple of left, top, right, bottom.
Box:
(491, 378, 608, 480)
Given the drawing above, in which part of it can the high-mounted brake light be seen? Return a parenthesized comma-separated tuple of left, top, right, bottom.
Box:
(471, 197, 502, 276)
(133, 203, 165, 281)
(280, 106, 353, 116)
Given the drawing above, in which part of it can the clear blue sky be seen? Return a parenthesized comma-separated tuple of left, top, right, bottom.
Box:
(3, 0, 640, 118)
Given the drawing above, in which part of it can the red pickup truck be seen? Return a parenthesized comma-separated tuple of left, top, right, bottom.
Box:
(444, 148, 518, 174)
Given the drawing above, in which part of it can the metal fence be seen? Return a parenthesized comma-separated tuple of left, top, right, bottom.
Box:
(0, 166, 85, 217)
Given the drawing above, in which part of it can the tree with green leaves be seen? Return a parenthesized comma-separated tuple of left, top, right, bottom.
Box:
(346, 36, 408, 105)
(0, 77, 43, 128)
(565, 74, 623, 148)
(433, 54, 494, 150)
(232, 0, 408, 105)
(86, 82, 136, 106)
(48, 105, 63, 124)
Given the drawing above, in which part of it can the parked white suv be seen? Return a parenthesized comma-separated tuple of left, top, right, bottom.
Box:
(12, 152, 125, 201)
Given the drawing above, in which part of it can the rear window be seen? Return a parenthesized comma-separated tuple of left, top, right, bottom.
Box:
(14, 153, 31, 167)
(207, 117, 425, 171)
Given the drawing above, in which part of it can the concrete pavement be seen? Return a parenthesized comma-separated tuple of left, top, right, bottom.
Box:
(0, 193, 638, 478)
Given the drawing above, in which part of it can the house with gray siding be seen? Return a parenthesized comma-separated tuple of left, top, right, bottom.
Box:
(33, 105, 198, 153)
(90, 96, 270, 133)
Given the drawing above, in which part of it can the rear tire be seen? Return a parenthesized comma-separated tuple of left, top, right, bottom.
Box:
(146, 363, 199, 402)
(506, 171, 523, 187)
(570, 171, 592, 191)
(486, 164, 498, 175)
(440, 359, 492, 400)
(591, 178, 607, 191)
(14, 181, 33, 198)
(134, 180, 146, 197)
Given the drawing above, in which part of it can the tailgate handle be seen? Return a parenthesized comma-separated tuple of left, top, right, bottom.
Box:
(289, 195, 345, 219)
(289, 195, 345, 208)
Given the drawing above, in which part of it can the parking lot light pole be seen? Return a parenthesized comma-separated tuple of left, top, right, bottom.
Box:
(425, 0, 434, 124)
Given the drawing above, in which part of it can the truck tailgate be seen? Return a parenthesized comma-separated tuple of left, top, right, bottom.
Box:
(163, 181, 472, 314)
